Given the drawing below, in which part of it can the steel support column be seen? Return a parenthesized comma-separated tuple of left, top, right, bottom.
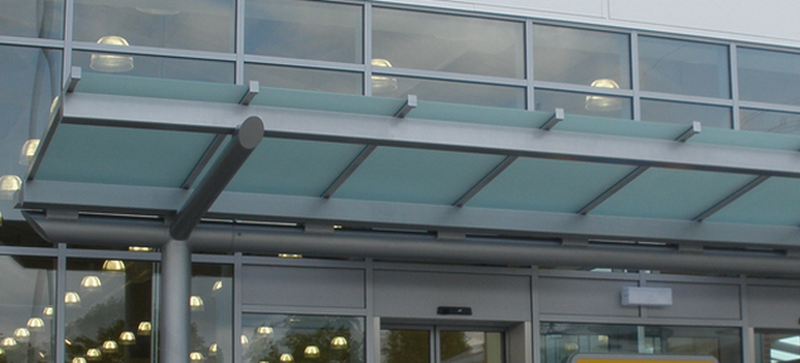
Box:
(160, 239, 191, 363)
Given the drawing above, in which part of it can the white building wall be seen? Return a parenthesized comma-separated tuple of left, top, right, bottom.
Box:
(375, 0, 800, 48)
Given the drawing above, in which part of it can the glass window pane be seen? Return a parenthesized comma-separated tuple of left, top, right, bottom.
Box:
(242, 314, 365, 363)
(641, 99, 731, 128)
(0, 256, 56, 362)
(191, 264, 233, 363)
(66, 259, 156, 363)
(755, 331, 800, 363)
(639, 36, 730, 98)
(380, 329, 430, 363)
(535, 89, 632, 119)
(738, 48, 800, 105)
(373, 8, 524, 78)
(533, 25, 630, 89)
(0, 0, 63, 39)
(740, 109, 800, 134)
(245, 64, 363, 94)
(0, 46, 61, 219)
(541, 323, 741, 363)
(441, 331, 503, 363)
(246, 0, 362, 63)
(73, 51, 234, 83)
(73, 0, 234, 53)
(377, 76, 525, 108)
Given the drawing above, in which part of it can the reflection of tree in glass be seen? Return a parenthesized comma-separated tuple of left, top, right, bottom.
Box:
(439, 332, 470, 362)
(382, 331, 428, 363)
(245, 324, 356, 363)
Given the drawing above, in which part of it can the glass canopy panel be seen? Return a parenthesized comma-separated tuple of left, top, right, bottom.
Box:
(251, 87, 405, 115)
(372, 7, 525, 78)
(411, 101, 551, 128)
(0, 256, 55, 362)
(74, 72, 246, 103)
(640, 99, 731, 128)
(245, 64, 363, 94)
(333, 147, 506, 205)
(466, 158, 637, 213)
(0, 0, 62, 38)
(245, 0, 362, 63)
(705, 177, 800, 225)
(73, 51, 234, 83)
(590, 168, 758, 220)
(73, 0, 234, 52)
(533, 25, 630, 89)
(376, 76, 525, 108)
(0, 45, 61, 220)
(738, 47, 800, 106)
(740, 108, 800, 135)
(691, 126, 800, 150)
(535, 89, 632, 119)
(36, 124, 216, 187)
(226, 138, 365, 196)
(638, 36, 730, 98)
(555, 115, 688, 140)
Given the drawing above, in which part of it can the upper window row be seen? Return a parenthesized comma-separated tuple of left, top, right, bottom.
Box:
(4, 0, 800, 107)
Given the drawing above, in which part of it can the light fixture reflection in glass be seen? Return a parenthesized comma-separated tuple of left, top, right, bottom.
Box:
(0, 337, 17, 349)
(43, 306, 54, 318)
(13, 328, 31, 342)
(81, 275, 102, 292)
(279, 353, 294, 362)
(212, 280, 223, 292)
(585, 78, 622, 111)
(208, 344, 218, 357)
(277, 253, 302, 259)
(102, 260, 126, 273)
(331, 336, 348, 350)
(256, 325, 273, 336)
(190, 352, 204, 362)
(119, 331, 136, 345)
(371, 58, 398, 93)
(101, 340, 118, 353)
(90, 36, 134, 73)
(73, 357, 88, 363)
(65, 292, 82, 307)
(190, 296, 204, 311)
(27, 317, 45, 331)
(65, 339, 72, 346)
(86, 348, 102, 361)
(240, 335, 250, 346)
(0, 347, 4, 356)
(0, 175, 22, 200)
(137, 321, 152, 336)
(128, 246, 153, 252)
(304, 345, 321, 359)
(19, 139, 40, 165)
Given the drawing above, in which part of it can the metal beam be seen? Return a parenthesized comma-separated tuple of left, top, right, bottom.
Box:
(23, 212, 800, 277)
(20, 180, 800, 248)
(60, 92, 800, 178)
(169, 117, 263, 240)
(694, 175, 770, 222)
(181, 134, 226, 189)
(321, 145, 377, 198)
(578, 166, 649, 215)
(453, 156, 518, 207)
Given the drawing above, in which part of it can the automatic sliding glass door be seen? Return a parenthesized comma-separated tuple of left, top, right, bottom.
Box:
(381, 326, 505, 363)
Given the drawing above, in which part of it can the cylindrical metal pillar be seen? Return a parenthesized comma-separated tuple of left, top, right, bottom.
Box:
(160, 239, 191, 363)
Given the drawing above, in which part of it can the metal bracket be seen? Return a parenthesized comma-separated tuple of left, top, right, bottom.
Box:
(675, 121, 702, 142)
(239, 80, 259, 106)
(540, 108, 564, 131)
(394, 94, 417, 118)
(678, 244, 703, 253)
(437, 231, 466, 240)
(67, 66, 82, 93)
(561, 238, 589, 247)
(304, 223, 335, 235)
